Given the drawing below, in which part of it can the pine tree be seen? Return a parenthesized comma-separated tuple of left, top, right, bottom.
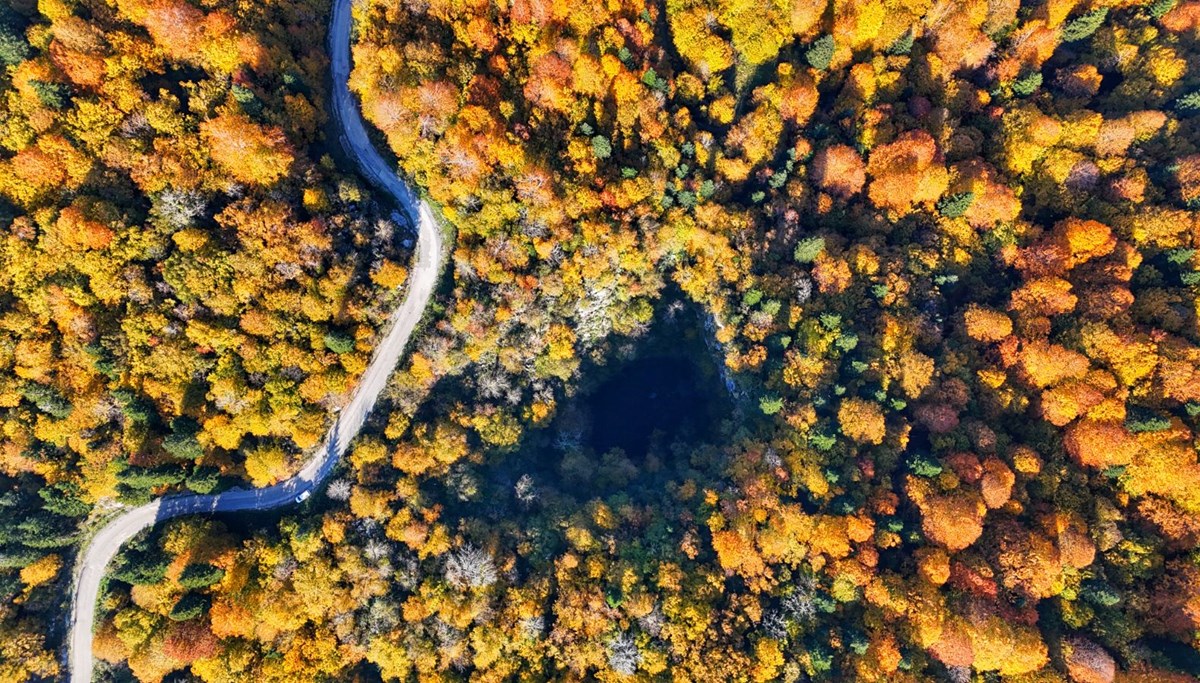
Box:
(1011, 72, 1043, 97)
(887, 30, 915, 56)
(793, 236, 826, 263)
(1061, 8, 1108, 42)
(1149, 0, 1177, 20)
(1176, 90, 1200, 115)
(937, 192, 975, 218)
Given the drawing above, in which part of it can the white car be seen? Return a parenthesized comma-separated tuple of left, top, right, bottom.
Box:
(295, 490, 312, 503)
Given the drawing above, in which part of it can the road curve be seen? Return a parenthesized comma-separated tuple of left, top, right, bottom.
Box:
(66, 0, 444, 679)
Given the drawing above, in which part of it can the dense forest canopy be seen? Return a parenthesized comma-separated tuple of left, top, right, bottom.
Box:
(4, 0, 1200, 680)
(329, 1, 1200, 677)
(0, 0, 410, 676)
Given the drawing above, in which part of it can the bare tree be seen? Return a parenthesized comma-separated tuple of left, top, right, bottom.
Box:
(761, 610, 788, 641)
(795, 274, 813, 304)
(432, 619, 463, 650)
(782, 576, 817, 624)
(117, 111, 150, 138)
(273, 556, 299, 581)
(947, 666, 971, 683)
(326, 479, 352, 501)
(519, 615, 545, 640)
(444, 544, 497, 590)
(431, 618, 470, 669)
(607, 632, 641, 677)
(364, 539, 390, 564)
(360, 598, 399, 638)
(375, 216, 397, 243)
(764, 447, 783, 470)
(514, 474, 537, 507)
(395, 553, 420, 591)
(447, 465, 479, 501)
(152, 188, 206, 230)
(636, 606, 664, 638)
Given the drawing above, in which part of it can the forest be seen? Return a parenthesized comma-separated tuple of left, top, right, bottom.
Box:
(5, 0, 1200, 681)
(0, 0, 411, 677)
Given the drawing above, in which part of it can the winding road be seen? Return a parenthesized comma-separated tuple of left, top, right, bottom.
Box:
(66, 0, 444, 679)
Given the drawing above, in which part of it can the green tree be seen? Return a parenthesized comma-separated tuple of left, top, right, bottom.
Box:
(937, 192, 975, 218)
(1125, 406, 1171, 433)
(887, 30, 914, 56)
(1149, 0, 1177, 20)
(1012, 72, 1042, 97)
(118, 465, 186, 490)
(323, 331, 356, 354)
(30, 81, 68, 109)
(592, 135, 613, 160)
(793, 236, 826, 263)
(38, 484, 89, 518)
(22, 384, 72, 419)
(0, 26, 29, 66)
(179, 563, 225, 589)
(1061, 8, 1108, 42)
(907, 453, 943, 477)
(1175, 90, 1200, 115)
(805, 36, 835, 70)
(163, 418, 204, 460)
(112, 551, 170, 586)
(169, 592, 209, 621)
(186, 467, 221, 494)
(760, 396, 784, 415)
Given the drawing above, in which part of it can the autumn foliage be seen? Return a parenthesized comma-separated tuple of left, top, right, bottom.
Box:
(811, 144, 866, 198)
(201, 112, 295, 186)
(866, 130, 949, 216)
(4, 0, 1200, 680)
(0, 0, 412, 675)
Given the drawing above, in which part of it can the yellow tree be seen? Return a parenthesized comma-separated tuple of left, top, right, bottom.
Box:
(201, 111, 295, 186)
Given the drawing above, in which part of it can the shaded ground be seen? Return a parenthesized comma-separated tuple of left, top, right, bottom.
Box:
(435, 293, 733, 515)
(588, 355, 717, 459)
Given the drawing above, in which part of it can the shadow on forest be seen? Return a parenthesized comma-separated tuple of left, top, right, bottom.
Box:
(433, 292, 734, 515)
(588, 355, 718, 460)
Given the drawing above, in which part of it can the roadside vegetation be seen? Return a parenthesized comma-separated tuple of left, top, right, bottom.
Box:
(6, 0, 1200, 681)
(0, 0, 411, 676)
